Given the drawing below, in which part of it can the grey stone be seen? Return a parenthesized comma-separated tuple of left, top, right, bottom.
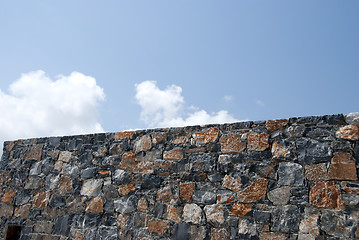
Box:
(238, 218, 257, 237)
(153, 202, 167, 218)
(84, 228, 97, 239)
(253, 210, 271, 223)
(49, 196, 66, 208)
(81, 167, 98, 179)
(97, 226, 118, 240)
(189, 153, 217, 173)
(24, 176, 43, 190)
(174, 223, 190, 240)
(267, 186, 291, 205)
(345, 112, 359, 125)
(278, 162, 304, 186)
(112, 169, 130, 185)
(29, 161, 42, 175)
(114, 195, 136, 214)
(271, 205, 301, 233)
(15, 190, 31, 206)
(68, 139, 82, 151)
(193, 191, 217, 204)
(83, 214, 102, 228)
(297, 138, 331, 164)
(80, 179, 103, 197)
(54, 215, 72, 236)
(103, 200, 115, 212)
(141, 175, 162, 189)
(48, 137, 61, 148)
(78, 151, 93, 166)
(342, 194, 359, 206)
(103, 185, 119, 199)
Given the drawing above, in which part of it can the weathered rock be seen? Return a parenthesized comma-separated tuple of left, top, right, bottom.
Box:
(141, 175, 162, 189)
(266, 119, 289, 132)
(118, 183, 136, 196)
(229, 202, 252, 217)
(32, 191, 50, 208)
(54, 215, 72, 236)
(180, 182, 195, 202)
(85, 197, 104, 213)
(114, 195, 136, 214)
(271, 140, 291, 159)
(97, 226, 118, 240)
(0, 203, 14, 217)
(222, 175, 242, 192)
(148, 219, 168, 235)
(166, 205, 181, 223)
(220, 133, 246, 153)
(216, 192, 235, 204)
(58, 151, 72, 162)
(299, 211, 319, 235)
(304, 163, 328, 181)
(336, 125, 359, 140)
(309, 181, 344, 209)
(164, 148, 183, 160)
(2, 189, 16, 203)
(134, 135, 152, 152)
(297, 138, 331, 164)
(174, 223, 190, 240)
(204, 204, 225, 226)
(328, 152, 357, 180)
(267, 186, 291, 205)
(271, 205, 301, 233)
(80, 179, 103, 197)
(182, 203, 202, 224)
(14, 204, 31, 219)
(260, 232, 288, 240)
(210, 228, 229, 240)
(278, 162, 304, 186)
(247, 133, 269, 151)
(238, 218, 257, 237)
(237, 179, 268, 203)
(25, 144, 43, 161)
(137, 197, 148, 212)
(114, 131, 134, 141)
(193, 127, 219, 144)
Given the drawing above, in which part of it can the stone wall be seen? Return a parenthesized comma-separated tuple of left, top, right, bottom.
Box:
(0, 113, 359, 240)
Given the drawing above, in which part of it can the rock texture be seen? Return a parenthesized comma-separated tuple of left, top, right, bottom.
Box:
(0, 113, 358, 239)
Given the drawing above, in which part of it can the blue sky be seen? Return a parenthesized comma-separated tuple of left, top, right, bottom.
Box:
(0, 1, 358, 146)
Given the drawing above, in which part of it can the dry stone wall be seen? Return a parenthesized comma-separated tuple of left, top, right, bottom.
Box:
(0, 113, 359, 240)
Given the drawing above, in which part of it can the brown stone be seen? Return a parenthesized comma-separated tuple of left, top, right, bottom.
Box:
(71, 230, 85, 240)
(305, 163, 328, 181)
(210, 228, 230, 240)
(135, 161, 154, 174)
(118, 184, 136, 196)
(247, 133, 269, 151)
(163, 148, 183, 160)
(134, 135, 152, 152)
(189, 225, 207, 240)
(336, 125, 359, 140)
(260, 232, 287, 240)
(25, 144, 43, 161)
(193, 127, 219, 144)
(220, 133, 246, 153)
(148, 220, 168, 235)
(58, 151, 72, 162)
(151, 132, 167, 144)
(120, 152, 136, 172)
(0, 203, 14, 217)
(180, 182, 195, 202)
(2, 189, 16, 203)
(328, 152, 357, 180)
(54, 160, 63, 171)
(166, 205, 181, 223)
(137, 197, 148, 212)
(156, 187, 173, 203)
(309, 181, 344, 209)
(155, 160, 173, 170)
(237, 179, 268, 203)
(229, 202, 252, 217)
(222, 175, 242, 192)
(266, 119, 289, 132)
(117, 213, 128, 228)
(271, 141, 291, 159)
(114, 131, 134, 141)
(173, 135, 190, 144)
(5, 141, 15, 152)
(85, 196, 104, 213)
(33, 191, 50, 208)
(58, 176, 73, 194)
(14, 204, 31, 219)
(183, 203, 202, 224)
(299, 214, 319, 235)
(217, 194, 235, 204)
(204, 204, 225, 225)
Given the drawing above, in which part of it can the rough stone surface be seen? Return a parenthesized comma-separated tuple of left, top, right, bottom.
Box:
(328, 152, 357, 180)
(278, 162, 304, 186)
(247, 133, 269, 151)
(193, 127, 219, 144)
(180, 182, 195, 202)
(229, 202, 252, 217)
(305, 163, 328, 181)
(220, 133, 246, 153)
(266, 119, 289, 132)
(182, 203, 202, 224)
(237, 178, 268, 203)
(204, 204, 225, 226)
(148, 219, 168, 235)
(267, 186, 291, 205)
(271, 205, 301, 233)
(336, 125, 359, 140)
(309, 181, 344, 209)
(222, 175, 242, 192)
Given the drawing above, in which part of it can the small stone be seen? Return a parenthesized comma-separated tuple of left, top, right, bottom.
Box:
(267, 186, 291, 205)
(151, 132, 167, 144)
(204, 204, 225, 226)
(278, 162, 304, 186)
(114, 195, 136, 214)
(80, 179, 103, 197)
(114, 131, 134, 141)
(271, 141, 291, 159)
(58, 176, 73, 194)
(297, 138, 331, 165)
(210, 228, 229, 240)
(229, 202, 252, 217)
(309, 181, 344, 209)
(24, 176, 44, 189)
(260, 232, 287, 240)
(2, 189, 16, 203)
(271, 205, 300, 233)
(0, 203, 14, 217)
(299, 213, 319, 235)
(141, 175, 162, 189)
(193, 127, 219, 144)
(220, 133, 246, 153)
(14, 204, 31, 219)
(58, 151, 72, 162)
(54, 215, 72, 236)
(134, 135, 152, 152)
(222, 175, 242, 192)
(34, 221, 53, 234)
(247, 133, 269, 151)
(180, 182, 195, 202)
(183, 203, 202, 224)
(173, 135, 190, 144)
(166, 205, 181, 223)
(156, 186, 173, 203)
(32, 191, 50, 208)
(117, 213, 128, 228)
(135, 161, 154, 174)
(238, 218, 257, 237)
(137, 197, 148, 212)
(328, 152, 357, 180)
(118, 184, 135, 196)
(164, 148, 183, 160)
(85, 197, 104, 213)
(25, 144, 43, 161)
(336, 125, 359, 140)
(304, 163, 328, 181)
(148, 219, 168, 235)
(266, 119, 289, 132)
(216, 193, 235, 204)
(237, 178, 268, 203)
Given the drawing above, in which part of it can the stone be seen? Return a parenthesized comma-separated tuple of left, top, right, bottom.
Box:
(297, 138, 331, 164)
(174, 223, 190, 240)
(229, 202, 252, 217)
(135, 161, 154, 174)
(193, 190, 217, 204)
(24, 176, 44, 189)
(134, 135, 152, 152)
(80, 179, 103, 197)
(34, 221, 53, 234)
(336, 125, 359, 140)
(345, 112, 359, 125)
(2, 189, 16, 203)
(173, 135, 190, 144)
(141, 175, 162, 189)
(278, 162, 304, 186)
(237, 178, 268, 203)
(220, 133, 246, 153)
(114, 131, 134, 141)
(299, 213, 319, 235)
(156, 186, 173, 203)
(151, 132, 167, 144)
(183, 203, 202, 224)
(193, 127, 219, 144)
(32, 191, 50, 208)
(118, 184, 136, 196)
(238, 218, 257, 237)
(54, 215, 72, 236)
(49, 196, 66, 208)
(166, 204, 181, 223)
(210, 228, 229, 240)
(309, 181, 344, 209)
(85, 197, 104, 213)
(163, 148, 183, 160)
(259, 232, 287, 240)
(117, 213, 128, 228)
(328, 152, 357, 180)
(320, 209, 355, 238)
(222, 175, 242, 192)
(24, 144, 43, 161)
(14, 204, 31, 218)
(137, 197, 148, 212)
(253, 210, 271, 223)
(114, 195, 136, 214)
(0, 203, 14, 217)
(112, 169, 130, 185)
(97, 226, 118, 240)
(58, 151, 72, 162)
(271, 140, 291, 159)
(148, 219, 168, 235)
(216, 192, 235, 204)
(247, 133, 269, 151)
(266, 119, 289, 132)
(271, 205, 301, 233)
(58, 176, 73, 194)
(304, 163, 328, 181)
(180, 182, 195, 202)
(267, 186, 291, 205)
(204, 204, 225, 226)
(342, 193, 359, 206)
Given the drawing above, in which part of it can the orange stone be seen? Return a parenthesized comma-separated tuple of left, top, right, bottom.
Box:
(155, 160, 173, 170)
(148, 220, 168, 235)
(137, 197, 148, 212)
(260, 232, 287, 240)
(135, 161, 154, 174)
(180, 182, 195, 202)
(5, 141, 15, 152)
(309, 181, 344, 209)
(32, 191, 50, 208)
(134, 135, 152, 152)
(98, 170, 110, 175)
(118, 184, 136, 196)
(25, 144, 43, 161)
(156, 187, 173, 203)
(166, 205, 181, 223)
(328, 152, 357, 180)
(220, 134, 246, 153)
(266, 119, 289, 132)
(58, 176, 73, 194)
(117, 213, 128, 228)
(305, 163, 328, 181)
(193, 127, 219, 144)
(114, 131, 134, 141)
(172, 136, 190, 144)
(336, 125, 359, 140)
(120, 152, 136, 172)
(210, 228, 230, 240)
(85, 196, 104, 213)
(271, 141, 291, 159)
(229, 202, 252, 217)
(163, 149, 183, 160)
(14, 204, 31, 219)
(247, 133, 269, 151)
(237, 179, 268, 203)
(151, 132, 167, 144)
(222, 175, 242, 192)
(0, 204, 14, 217)
(2, 189, 16, 203)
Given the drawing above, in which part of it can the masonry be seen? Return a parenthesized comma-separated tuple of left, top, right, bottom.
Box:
(0, 113, 359, 240)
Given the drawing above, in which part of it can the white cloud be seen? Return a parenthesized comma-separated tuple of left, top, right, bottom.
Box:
(256, 99, 265, 107)
(224, 95, 233, 102)
(0, 70, 105, 151)
(135, 81, 239, 128)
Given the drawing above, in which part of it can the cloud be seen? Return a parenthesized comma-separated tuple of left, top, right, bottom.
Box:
(0, 70, 105, 151)
(135, 81, 239, 128)
(256, 99, 265, 107)
(223, 95, 233, 102)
